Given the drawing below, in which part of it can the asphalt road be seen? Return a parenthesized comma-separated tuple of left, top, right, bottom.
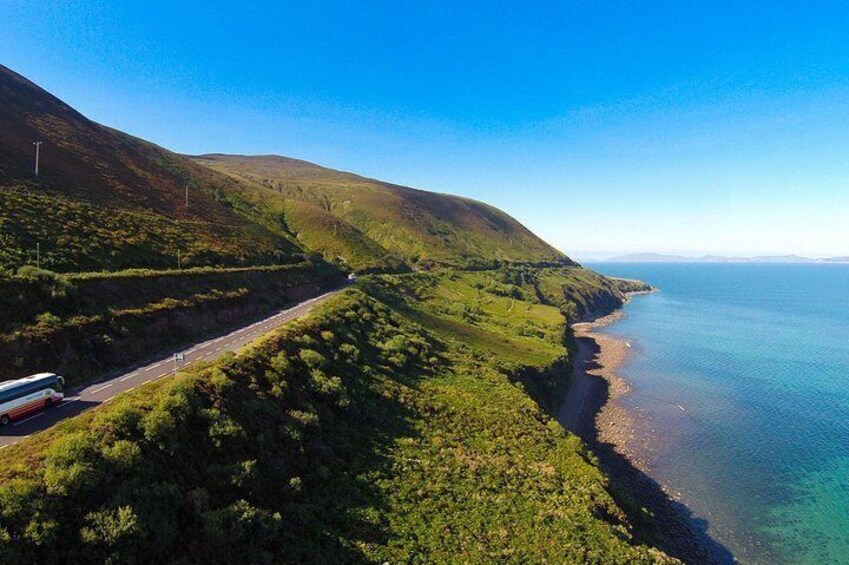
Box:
(0, 287, 343, 450)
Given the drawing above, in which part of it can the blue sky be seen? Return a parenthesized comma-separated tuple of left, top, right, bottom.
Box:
(2, 1, 848, 258)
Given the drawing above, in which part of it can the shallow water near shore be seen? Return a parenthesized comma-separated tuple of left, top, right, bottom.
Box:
(586, 263, 849, 565)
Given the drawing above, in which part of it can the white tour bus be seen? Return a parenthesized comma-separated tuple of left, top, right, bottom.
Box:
(0, 373, 65, 426)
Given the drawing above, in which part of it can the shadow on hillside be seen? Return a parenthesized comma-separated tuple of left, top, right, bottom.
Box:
(266, 314, 448, 563)
(565, 337, 735, 565)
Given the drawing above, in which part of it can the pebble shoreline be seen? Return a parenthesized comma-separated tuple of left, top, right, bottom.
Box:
(561, 294, 730, 564)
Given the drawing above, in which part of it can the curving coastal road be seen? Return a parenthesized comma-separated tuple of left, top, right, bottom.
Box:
(0, 287, 343, 450)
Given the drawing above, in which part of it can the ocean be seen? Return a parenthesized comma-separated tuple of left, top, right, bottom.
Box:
(585, 263, 849, 564)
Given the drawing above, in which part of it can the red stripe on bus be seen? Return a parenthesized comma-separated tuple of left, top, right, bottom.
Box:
(7, 398, 50, 419)
(8, 398, 44, 413)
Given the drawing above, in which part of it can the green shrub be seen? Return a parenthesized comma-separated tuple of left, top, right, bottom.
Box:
(338, 342, 360, 361)
(268, 351, 291, 378)
(34, 311, 62, 328)
(0, 478, 42, 535)
(200, 500, 282, 563)
(141, 407, 178, 451)
(298, 348, 325, 369)
(80, 505, 141, 550)
(94, 403, 144, 438)
(206, 409, 247, 449)
(16, 265, 58, 280)
(42, 433, 103, 497)
(101, 441, 142, 472)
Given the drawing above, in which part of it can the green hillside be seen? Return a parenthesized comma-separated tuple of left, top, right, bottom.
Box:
(0, 270, 674, 563)
(192, 154, 571, 270)
(1, 64, 572, 275)
(0, 65, 303, 272)
(0, 65, 681, 562)
(276, 198, 407, 273)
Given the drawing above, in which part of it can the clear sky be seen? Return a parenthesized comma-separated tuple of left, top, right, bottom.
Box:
(2, 1, 848, 259)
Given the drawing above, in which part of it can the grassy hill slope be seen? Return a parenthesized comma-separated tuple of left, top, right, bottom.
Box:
(0, 270, 674, 563)
(0, 65, 303, 272)
(273, 197, 407, 273)
(1, 64, 574, 274)
(192, 154, 571, 270)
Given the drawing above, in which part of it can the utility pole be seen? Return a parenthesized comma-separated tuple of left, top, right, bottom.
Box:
(33, 141, 42, 177)
(177, 250, 181, 270)
(185, 185, 189, 208)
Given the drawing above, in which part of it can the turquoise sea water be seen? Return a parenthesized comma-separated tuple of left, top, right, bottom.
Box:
(585, 263, 849, 564)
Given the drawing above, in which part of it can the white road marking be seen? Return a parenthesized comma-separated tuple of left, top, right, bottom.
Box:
(0, 291, 335, 443)
(57, 397, 81, 408)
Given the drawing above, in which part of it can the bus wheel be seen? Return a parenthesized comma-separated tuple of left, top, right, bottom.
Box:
(0, 415, 9, 426)
(44, 398, 52, 408)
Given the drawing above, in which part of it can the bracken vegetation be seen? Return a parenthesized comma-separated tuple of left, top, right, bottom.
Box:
(275, 198, 408, 273)
(0, 270, 673, 564)
(192, 154, 572, 271)
(1, 64, 572, 275)
(0, 262, 341, 384)
(0, 67, 304, 273)
(0, 183, 299, 273)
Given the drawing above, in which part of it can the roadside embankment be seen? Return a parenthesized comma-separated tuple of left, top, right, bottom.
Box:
(0, 262, 342, 384)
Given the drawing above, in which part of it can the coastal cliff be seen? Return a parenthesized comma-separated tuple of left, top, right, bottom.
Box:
(559, 290, 728, 564)
(0, 269, 677, 563)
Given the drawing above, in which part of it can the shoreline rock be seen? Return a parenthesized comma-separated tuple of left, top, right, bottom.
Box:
(558, 294, 734, 564)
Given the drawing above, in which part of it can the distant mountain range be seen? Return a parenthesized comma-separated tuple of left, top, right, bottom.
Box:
(606, 253, 849, 264)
